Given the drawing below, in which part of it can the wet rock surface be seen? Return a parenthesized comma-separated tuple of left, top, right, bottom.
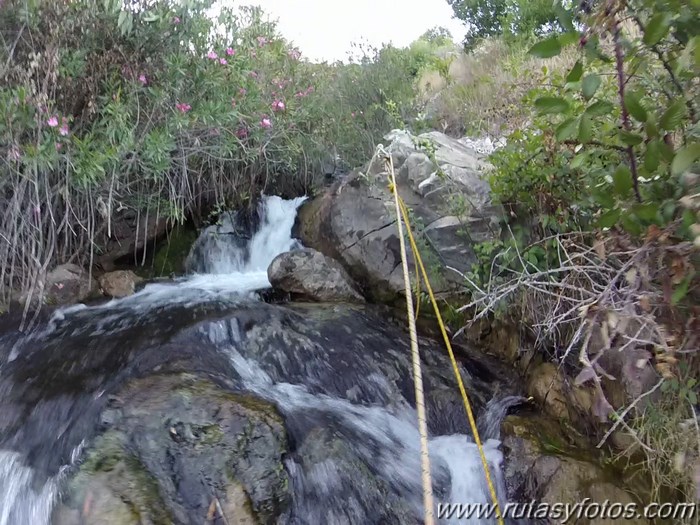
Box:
(0, 297, 516, 525)
(53, 374, 289, 525)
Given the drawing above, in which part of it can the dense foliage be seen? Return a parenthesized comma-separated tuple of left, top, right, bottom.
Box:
(447, 0, 562, 49)
(0, 0, 437, 303)
(456, 0, 699, 508)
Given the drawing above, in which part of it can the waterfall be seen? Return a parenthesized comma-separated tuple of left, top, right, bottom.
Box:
(0, 195, 517, 525)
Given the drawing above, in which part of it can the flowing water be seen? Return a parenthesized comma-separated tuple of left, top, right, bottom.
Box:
(0, 195, 522, 524)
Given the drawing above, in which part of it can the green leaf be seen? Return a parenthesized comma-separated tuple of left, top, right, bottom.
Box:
(621, 212, 643, 235)
(593, 187, 615, 209)
(619, 131, 644, 146)
(582, 74, 601, 100)
(566, 61, 584, 83)
(556, 6, 576, 34)
(612, 165, 633, 196)
(671, 273, 694, 306)
(624, 92, 648, 123)
(578, 115, 593, 143)
(643, 13, 672, 47)
(534, 97, 570, 114)
(597, 208, 621, 228)
(644, 140, 661, 172)
(571, 153, 588, 169)
(528, 37, 562, 58)
(558, 32, 581, 48)
(660, 100, 687, 131)
(631, 203, 659, 221)
(645, 119, 659, 139)
(688, 391, 698, 405)
(671, 143, 700, 175)
(585, 100, 614, 117)
(556, 117, 578, 141)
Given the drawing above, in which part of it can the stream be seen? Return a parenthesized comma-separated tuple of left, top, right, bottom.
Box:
(0, 195, 524, 524)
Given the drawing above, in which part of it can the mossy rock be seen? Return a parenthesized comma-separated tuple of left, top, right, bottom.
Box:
(148, 225, 199, 278)
(57, 373, 290, 525)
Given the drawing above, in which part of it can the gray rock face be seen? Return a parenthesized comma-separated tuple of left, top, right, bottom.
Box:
(296, 130, 504, 303)
(268, 249, 364, 302)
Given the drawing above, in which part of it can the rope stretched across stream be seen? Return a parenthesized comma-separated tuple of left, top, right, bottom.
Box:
(378, 144, 504, 525)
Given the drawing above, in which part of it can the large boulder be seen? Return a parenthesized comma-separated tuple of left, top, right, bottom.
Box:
(268, 249, 364, 302)
(296, 130, 504, 303)
(54, 374, 290, 525)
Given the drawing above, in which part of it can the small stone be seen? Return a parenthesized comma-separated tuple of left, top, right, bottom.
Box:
(98, 270, 143, 298)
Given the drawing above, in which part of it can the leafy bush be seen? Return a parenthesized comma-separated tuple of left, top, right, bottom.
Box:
(460, 0, 699, 508)
(0, 0, 422, 303)
(447, 0, 563, 49)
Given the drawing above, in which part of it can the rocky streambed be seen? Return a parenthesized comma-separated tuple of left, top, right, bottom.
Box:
(0, 133, 651, 524)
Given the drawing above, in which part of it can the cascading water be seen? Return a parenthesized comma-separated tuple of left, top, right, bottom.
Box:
(0, 195, 520, 525)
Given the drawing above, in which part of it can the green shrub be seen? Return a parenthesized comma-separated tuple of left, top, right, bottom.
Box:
(0, 0, 422, 302)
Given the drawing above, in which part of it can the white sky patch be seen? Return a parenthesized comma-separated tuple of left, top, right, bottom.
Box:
(223, 0, 467, 62)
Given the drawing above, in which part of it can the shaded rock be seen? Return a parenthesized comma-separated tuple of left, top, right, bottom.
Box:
(501, 416, 648, 525)
(527, 362, 594, 424)
(295, 129, 504, 303)
(44, 263, 96, 305)
(97, 211, 168, 271)
(56, 374, 290, 525)
(98, 270, 143, 298)
(268, 248, 364, 302)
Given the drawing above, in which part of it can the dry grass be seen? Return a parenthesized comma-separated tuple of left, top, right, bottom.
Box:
(417, 39, 577, 137)
(454, 225, 699, 510)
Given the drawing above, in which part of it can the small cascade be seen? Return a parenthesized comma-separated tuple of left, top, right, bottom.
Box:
(185, 195, 306, 275)
(0, 194, 521, 525)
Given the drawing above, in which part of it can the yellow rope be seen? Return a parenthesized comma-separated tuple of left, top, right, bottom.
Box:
(384, 157, 505, 525)
(385, 153, 436, 525)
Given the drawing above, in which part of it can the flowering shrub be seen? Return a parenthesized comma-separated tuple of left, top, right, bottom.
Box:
(0, 0, 421, 302)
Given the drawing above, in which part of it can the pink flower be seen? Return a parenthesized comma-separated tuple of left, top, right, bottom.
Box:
(59, 125, 69, 136)
(219, 58, 227, 65)
(272, 100, 285, 112)
(55, 143, 62, 151)
(176, 102, 191, 113)
(207, 51, 218, 60)
(351, 112, 356, 118)
(172, 16, 181, 24)
(226, 47, 235, 56)
(249, 71, 258, 79)
(138, 74, 147, 84)
(260, 117, 272, 129)
(257, 36, 268, 46)
(47, 116, 58, 127)
(239, 88, 247, 96)
(288, 48, 301, 60)
(236, 127, 248, 139)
